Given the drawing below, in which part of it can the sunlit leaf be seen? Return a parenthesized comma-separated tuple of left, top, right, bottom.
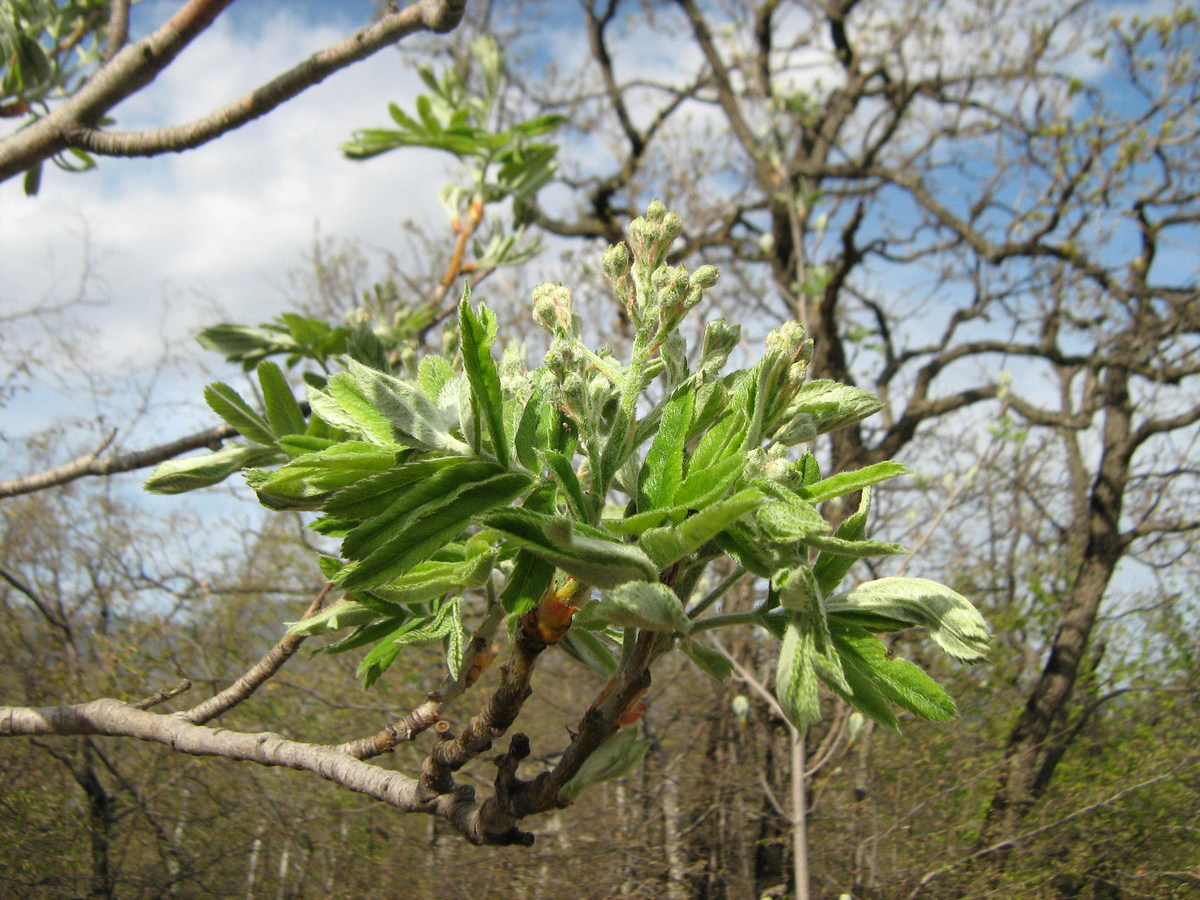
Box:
(459, 296, 510, 466)
(798, 460, 910, 504)
(347, 359, 468, 454)
(339, 471, 531, 592)
(639, 385, 693, 512)
(826, 577, 991, 663)
(144, 444, 283, 494)
(573, 581, 690, 633)
(204, 382, 276, 447)
(638, 488, 763, 569)
(257, 360, 306, 436)
(483, 508, 659, 589)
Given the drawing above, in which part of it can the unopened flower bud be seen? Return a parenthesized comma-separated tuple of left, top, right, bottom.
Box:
(531, 282, 574, 336)
(660, 211, 682, 246)
(646, 198, 666, 222)
(689, 265, 720, 289)
(602, 242, 631, 280)
(532, 283, 559, 333)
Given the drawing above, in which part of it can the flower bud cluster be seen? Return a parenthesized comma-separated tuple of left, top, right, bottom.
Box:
(532, 282, 580, 338)
(758, 320, 815, 438)
(622, 200, 688, 331)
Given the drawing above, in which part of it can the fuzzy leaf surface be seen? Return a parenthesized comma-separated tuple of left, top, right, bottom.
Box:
(826, 576, 991, 663)
(573, 581, 690, 633)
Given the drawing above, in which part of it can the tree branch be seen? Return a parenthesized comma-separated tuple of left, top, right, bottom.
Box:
(1, 698, 447, 812)
(0, 0, 469, 183)
(179, 584, 332, 725)
(0, 424, 236, 499)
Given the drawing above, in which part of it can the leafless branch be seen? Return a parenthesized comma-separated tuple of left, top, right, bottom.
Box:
(178, 584, 332, 725)
(0, 0, 469, 183)
(0, 424, 236, 499)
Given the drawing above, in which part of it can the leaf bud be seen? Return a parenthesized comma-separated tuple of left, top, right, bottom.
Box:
(532, 283, 559, 333)
(697, 319, 740, 378)
(773, 412, 818, 446)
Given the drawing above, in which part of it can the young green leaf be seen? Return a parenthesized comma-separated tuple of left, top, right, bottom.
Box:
(559, 728, 650, 802)
(781, 380, 884, 436)
(257, 360, 306, 436)
(514, 383, 552, 471)
(639, 385, 693, 512)
(418, 355, 455, 403)
(368, 549, 497, 606)
(832, 623, 958, 722)
(356, 617, 422, 688)
(826, 577, 991, 663)
(204, 382, 276, 447)
(354, 600, 465, 690)
(278, 435, 337, 457)
(573, 581, 691, 633)
(459, 297, 510, 467)
(673, 452, 745, 510)
(559, 628, 618, 677)
(144, 444, 284, 494)
(680, 638, 734, 682)
(638, 488, 764, 569)
(330, 457, 502, 537)
(309, 374, 396, 445)
(543, 450, 589, 520)
(777, 566, 848, 694)
(775, 618, 820, 730)
(247, 443, 399, 510)
(497, 548, 556, 616)
(285, 599, 379, 636)
(798, 460, 910, 504)
(820, 634, 901, 731)
(687, 407, 745, 476)
(339, 472, 532, 592)
(800, 533, 908, 561)
(347, 359, 469, 454)
(813, 486, 873, 596)
(751, 481, 830, 541)
(313, 617, 407, 659)
(482, 508, 660, 589)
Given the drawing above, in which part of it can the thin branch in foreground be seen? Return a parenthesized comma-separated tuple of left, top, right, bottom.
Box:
(0, 424, 235, 499)
(179, 583, 332, 725)
(132, 679, 193, 711)
(0, 0, 469, 182)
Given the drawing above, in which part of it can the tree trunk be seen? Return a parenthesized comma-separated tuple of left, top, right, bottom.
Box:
(79, 742, 116, 900)
(978, 370, 1134, 849)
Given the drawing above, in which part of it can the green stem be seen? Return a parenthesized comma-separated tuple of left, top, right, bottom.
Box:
(687, 566, 746, 618)
(689, 609, 761, 636)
